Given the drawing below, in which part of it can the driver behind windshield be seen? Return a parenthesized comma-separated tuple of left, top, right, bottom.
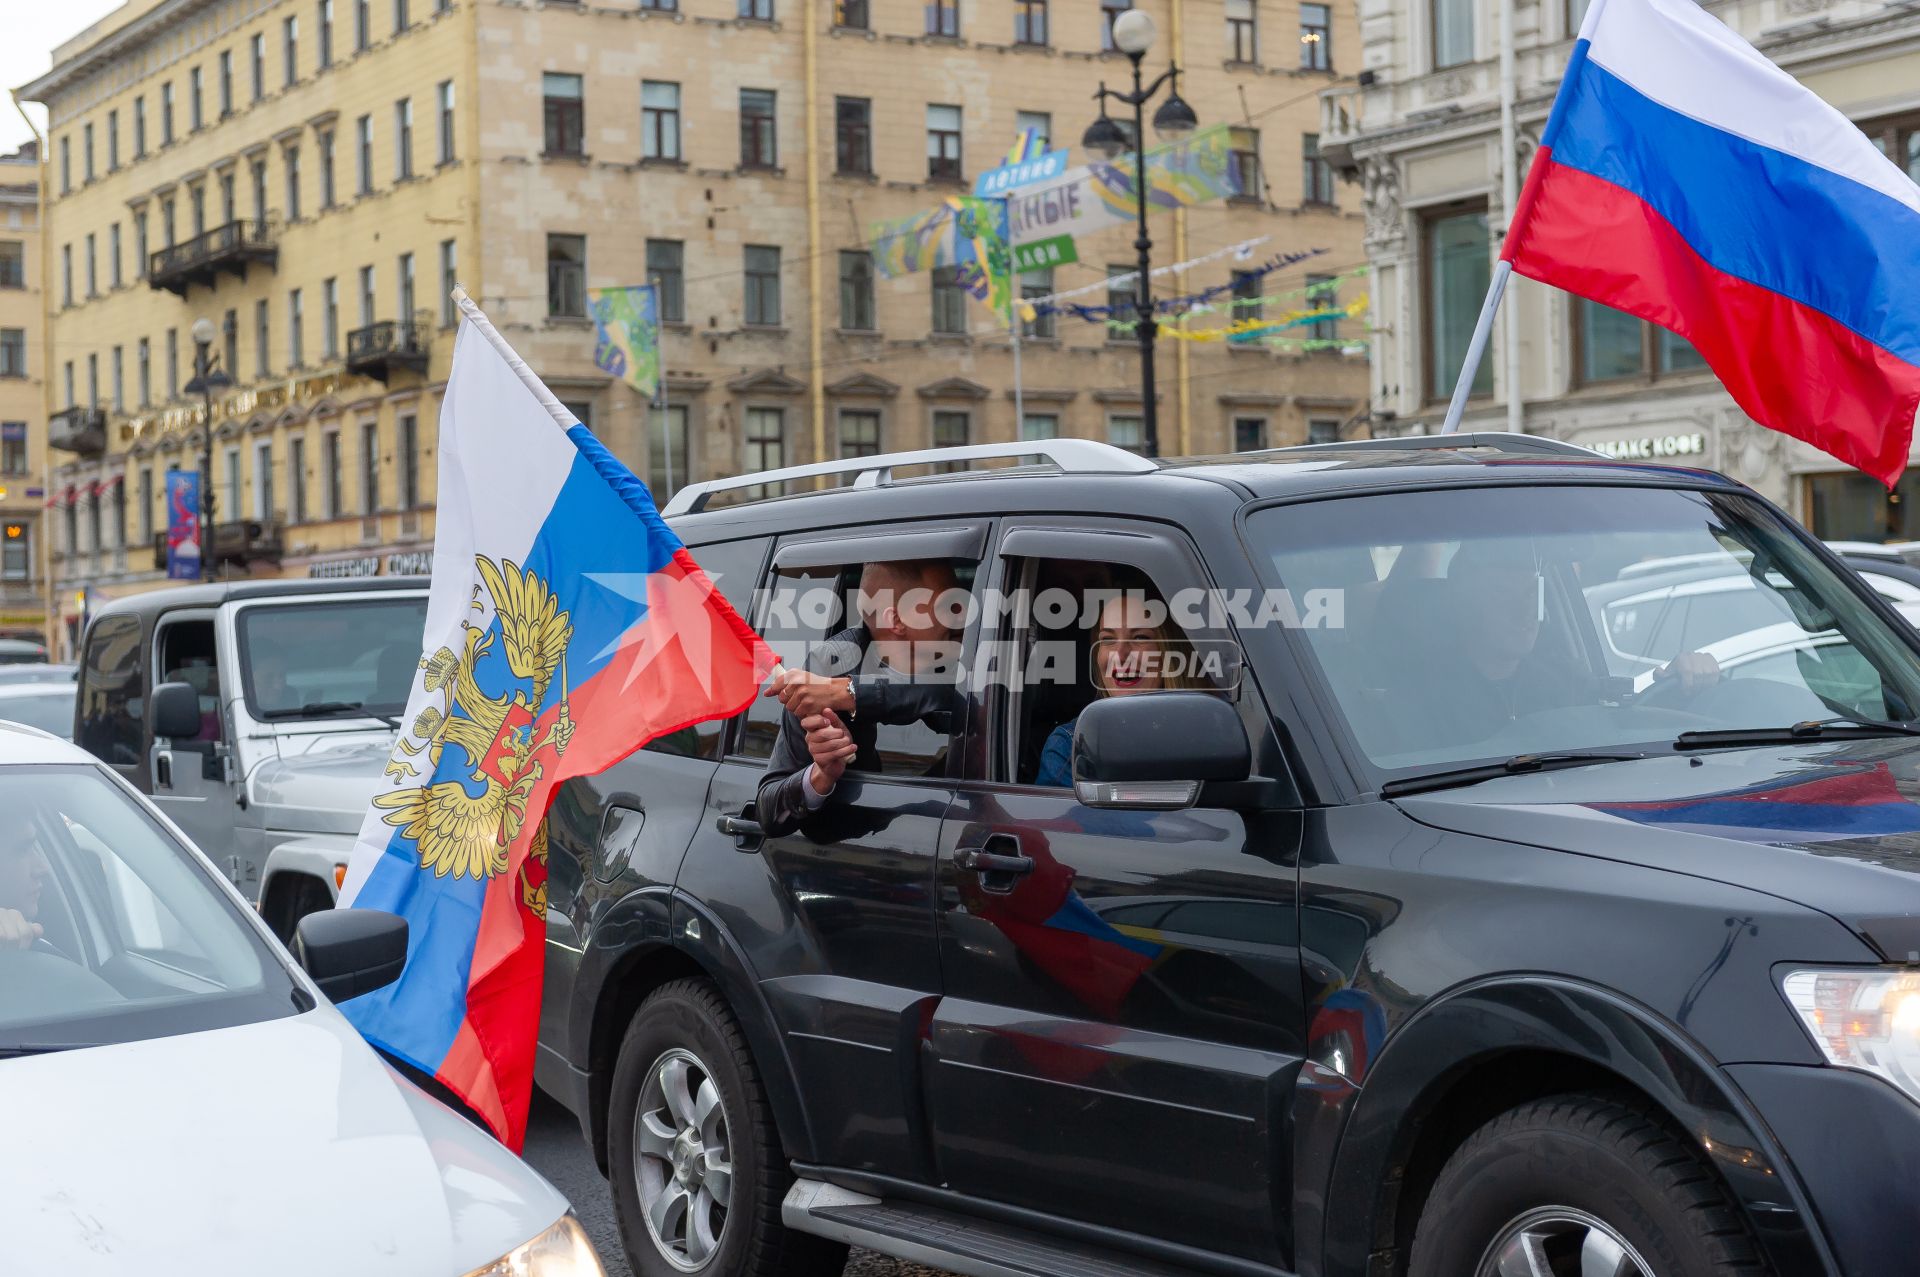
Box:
(0, 807, 49, 951)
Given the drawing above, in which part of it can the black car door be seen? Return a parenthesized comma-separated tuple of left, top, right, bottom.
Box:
(691, 520, 987, 1183)
(925, 519, 1308, 1266)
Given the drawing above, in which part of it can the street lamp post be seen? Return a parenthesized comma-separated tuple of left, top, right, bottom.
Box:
(183, 317, 233, 582)
(1083, 9, 1197, 460)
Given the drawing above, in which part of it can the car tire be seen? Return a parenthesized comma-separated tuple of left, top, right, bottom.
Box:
(1408, 1093, 1764, 1277)
(609, 977, 848, 1277)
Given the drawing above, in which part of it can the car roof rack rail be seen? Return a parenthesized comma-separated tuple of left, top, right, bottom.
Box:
(1277, 431, 1606, 459)
(659, 439, 1157, 517)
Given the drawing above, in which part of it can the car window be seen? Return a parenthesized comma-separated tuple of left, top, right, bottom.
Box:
(646, 537, 768, 759)
(77, 614, 142, 768)
(156, 617, 223, 754)
(1256, 485, 1920, 780)
(0, 765, 296, 1052)
(0, 690, 76, 736)
(237, 597, 428, 720)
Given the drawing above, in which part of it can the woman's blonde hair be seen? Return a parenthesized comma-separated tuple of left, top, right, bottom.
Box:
(1092, 570, 1208, 693)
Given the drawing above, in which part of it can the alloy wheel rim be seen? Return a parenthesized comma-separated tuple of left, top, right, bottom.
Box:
(1475, 1206, 1656, 1277)
(634, 1047, 734, 1272)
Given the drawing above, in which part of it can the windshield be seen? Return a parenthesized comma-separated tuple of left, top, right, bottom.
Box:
(238, 597, 427, 720)
(0, 689, 75, 737)
(0, 766, 297, 1052)
(1255, 484, 1920, 782)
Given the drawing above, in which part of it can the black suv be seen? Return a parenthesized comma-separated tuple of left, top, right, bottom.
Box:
(535, 433, 1920, 1277)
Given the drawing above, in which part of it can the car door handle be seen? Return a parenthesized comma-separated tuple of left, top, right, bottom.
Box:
(954, 847, 1036, 878)
(716, 812, 764, 850)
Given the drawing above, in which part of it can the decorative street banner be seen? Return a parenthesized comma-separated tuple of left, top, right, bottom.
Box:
(587, 285, 661, 400)
(1007, 124, 1242, 247)
(974, 148, 1070, 198)
(1012, 234, 1078, 274)
(165, 468, 201, 580)
(869, 197, 1016, 320)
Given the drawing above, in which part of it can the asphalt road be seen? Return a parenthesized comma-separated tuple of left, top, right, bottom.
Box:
(523, 1089, 953, 1277)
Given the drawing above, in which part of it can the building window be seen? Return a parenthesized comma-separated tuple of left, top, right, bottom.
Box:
(927, 104, 963, 181)
(642, 0, 679, 10)
(743, 407, 784, 478)
(190, 185, 206, 237)
(1299, 1, 1331, 69)
(255, 299, 271, 377)
(1021, 269, 1055, 338)
(83, 122, 97, 182)
(926, 0, 958, 36)
(1432, 0, 1472, 69)
(85, 233, 96, 296)
(1231, 270, 1262, 327)
(0, 330, 23, 377)
(290, 436, 307, 524)
(439, 239, 457, 326)
(1229, 127, 1262, 200)
(1106, 263, 1133, 327)
(58, 136, 70, 194)
(398, 250, 415, 320)
(1016, 110, 1050, 150)
(0, 243, 20, 290)
(1021, 412, 1058, 440)
(189, 69, 203, 131)
(739, 0, 773, 19)
(437, 80, 455, 163)
(223, 308, 239, 378)
(1015, 0, 1048, 44)
(1226, 0, 1257, 63)
(744, 245, 781, 326)
(1234, 417, 1267, 451)
(648, 404, 689, 501)
(740, 89, 777, 168)
(319, 0, 335, 66)
(289, 288, 305, 366)
(560, 400, 593, 430)
(251, 159, 268, 223)
(1307, 417, 1340, 444)
(285, 15, 300, 84)
(1302, 133, 1335, 204)
(251, 33, 266, 100)
(220, 170, 236, 223)
(931, 266, 967, 334)
(324, 431, 344, 517)
(133, 211, 148, 278)
(394, 98, 414, 179)
(356, 0, 371, 49)
(107, 109, 120, 169)
(285, 147, 302, 220)
(543, 74, 584, 156)
(399, 413, 419, 509)
(112, 346, 124, 411)
(1, 521, 27, 581)
(361, 420, 381, 512)
(225, 445, 242, 519)
(255, 439, 275, 520)
(835, 97, 872, 175)
(643, 82, 681, 161)
(161, 82, 175, 144)
(324, 277, 340, 356)
(60, 245, 72, 308)
(395, 0, 410, 31)
(109, 223, 123, 289)
(137, 339, 151, 405)
(356, 114, 373, 194)
(1306, 273, 1339, 341)
(166, 329, 179, 398)
(839, 250, 875, 330)
(1100, 0, 1131, 50)
(1108, 414, 1145, 455)
(835, 0, 867, 28)
(648, 239, 684, 322)
(216, 50, 233, 118)
(134, 97, 147, 157)
(138, 469, 154, 541)
(1575, 299, 1706, 385)
(319, 131, 336, 207)
(1426, 208, 1492, 401)
(931, 409, 969, 455)
(359, 265, 376, 326)
(547, 233, 586, 317)
(839, 409, 881, 458)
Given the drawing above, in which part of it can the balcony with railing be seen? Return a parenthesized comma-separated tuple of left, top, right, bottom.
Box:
(48, 406, 108, 457)
(346, 321, 431, 383)
(148, 218, 279, 297)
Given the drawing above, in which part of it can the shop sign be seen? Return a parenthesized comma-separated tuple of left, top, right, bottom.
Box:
(385, 551, 434, 575)
(308, 550, 435, 579)
(309, 556, 382, 579)
(1592, 432, 1706, 461)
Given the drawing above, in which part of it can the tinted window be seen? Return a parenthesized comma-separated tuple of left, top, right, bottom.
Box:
(0, 690, 77, 737)
(78, 614, 142, 767)
(646, 537, 769, 759)
(238, 597, 427, 719)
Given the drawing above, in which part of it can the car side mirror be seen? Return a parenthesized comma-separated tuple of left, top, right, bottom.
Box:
(150, 681, 202, 741)
(1072, 692, 1251, 809)
(294, 908, 408, 1003)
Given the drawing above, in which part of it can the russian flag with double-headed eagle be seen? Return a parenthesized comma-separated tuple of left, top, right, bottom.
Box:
(335, 302, 776, 1149)
(1505, 0, 1920, 485)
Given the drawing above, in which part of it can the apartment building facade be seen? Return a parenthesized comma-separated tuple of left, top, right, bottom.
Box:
(0, 146, 45, 639)
(1321, 0, 1920, 539)
(25, 0, 1366, 641)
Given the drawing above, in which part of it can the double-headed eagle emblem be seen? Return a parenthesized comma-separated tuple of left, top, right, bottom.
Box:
(377, 557, 576, 897)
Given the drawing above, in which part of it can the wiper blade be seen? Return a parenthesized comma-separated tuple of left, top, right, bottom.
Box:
(1674, 716, 1920, 750)
(286, 701, 401, 729)
(1381, 751, 1653, 799)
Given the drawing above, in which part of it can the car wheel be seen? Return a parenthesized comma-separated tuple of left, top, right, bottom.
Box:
(609, 977, 848, 1277)
(1408, 1093, 1764, 1277)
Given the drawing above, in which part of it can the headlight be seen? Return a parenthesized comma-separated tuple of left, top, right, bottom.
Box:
(1782, 967, 1920, 1103)
(463, 1214, 606, 1277)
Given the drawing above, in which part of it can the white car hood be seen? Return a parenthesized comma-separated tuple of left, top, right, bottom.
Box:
(3, 1007, 569, 1277)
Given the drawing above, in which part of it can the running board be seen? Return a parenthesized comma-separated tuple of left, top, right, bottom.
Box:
(781, 1179, 1211, 1277)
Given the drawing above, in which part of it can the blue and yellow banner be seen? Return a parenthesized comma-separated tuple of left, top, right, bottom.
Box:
(587, 285, 661, 399)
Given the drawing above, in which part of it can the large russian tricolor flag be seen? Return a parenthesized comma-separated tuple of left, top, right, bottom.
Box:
(335, 296, 776, 1149)
(1505, 0, 1920, 485)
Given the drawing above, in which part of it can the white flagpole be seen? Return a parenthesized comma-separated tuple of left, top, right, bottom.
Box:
(448, 285, 577, 434)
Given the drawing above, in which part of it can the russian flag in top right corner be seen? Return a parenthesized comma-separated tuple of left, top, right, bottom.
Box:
(1505, 0, 1920, 486)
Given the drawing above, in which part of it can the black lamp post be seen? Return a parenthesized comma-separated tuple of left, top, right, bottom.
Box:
(1083, 8, 1197, 460)
(183, 316, 233, 582)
